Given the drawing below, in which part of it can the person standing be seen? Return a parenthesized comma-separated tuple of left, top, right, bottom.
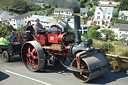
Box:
(26, 21, 34, 41)
(9, 31, 15, 44)
(35, 19, 45, 34)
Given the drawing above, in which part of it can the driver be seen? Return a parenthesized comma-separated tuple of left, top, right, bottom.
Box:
(35, 19, 45, 34)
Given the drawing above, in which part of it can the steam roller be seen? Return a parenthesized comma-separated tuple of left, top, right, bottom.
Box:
(21, 7, 109, 82)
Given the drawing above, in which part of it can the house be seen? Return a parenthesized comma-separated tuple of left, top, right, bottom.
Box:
(54, 8, 89, 17)
(93, 7, 115, 27)
(54, 8, 73, 16)
(9, 12, 32, 29)
(97, 1, 120, 7)
(0, 11, 10, 22)
(111, 23, 128, 39)
(118, 11, 128, 21)
(80, 8, 89, 17)
(31, 15, 57, 29)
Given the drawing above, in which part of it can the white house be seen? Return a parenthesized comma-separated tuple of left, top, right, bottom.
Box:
(97, 1, 120, 7)
(9, 12, 32, 29)
(111, 23, 128, 39)
(93, 7, 115, 27)
(54, 8, 73, 16)
(118, 11, 128, 21)
(0, 11, 12, 23)
(31, 15, 57, 29)
(54, 8, 89, 17)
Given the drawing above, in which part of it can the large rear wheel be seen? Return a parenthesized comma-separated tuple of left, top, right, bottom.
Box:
(22, 41, 45, 72)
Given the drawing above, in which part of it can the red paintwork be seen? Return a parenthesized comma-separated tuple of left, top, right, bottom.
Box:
(26, 45, 38, 69)
(58, 33, 66, 42)
(35, 34, 47, 45)
(47, 34, 58, 43)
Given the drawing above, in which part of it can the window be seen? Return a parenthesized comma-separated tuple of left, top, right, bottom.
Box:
(120, 32, 121, 34)
(97, 16, 100, 19)
(13, 24, 15, 26)
(125, 17, 127, 19)
(61, 12, 63, 13)
(98, 12, 100, 14)
(108, 16, 110, 19)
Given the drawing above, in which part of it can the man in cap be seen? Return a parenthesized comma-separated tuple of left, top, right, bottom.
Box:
(9, 31, 15, 44)
(35, 19, 45, 34)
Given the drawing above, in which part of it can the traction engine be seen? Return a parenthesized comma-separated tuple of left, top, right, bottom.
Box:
(21, 7, 109, 82)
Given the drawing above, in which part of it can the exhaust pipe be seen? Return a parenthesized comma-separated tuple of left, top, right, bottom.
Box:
(73, 7, 82, 44)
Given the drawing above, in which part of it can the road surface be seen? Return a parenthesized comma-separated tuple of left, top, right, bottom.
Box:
(0, 55, 128, 85)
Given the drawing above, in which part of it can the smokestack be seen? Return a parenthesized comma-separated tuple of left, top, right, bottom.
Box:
(73, 7, 82, 44)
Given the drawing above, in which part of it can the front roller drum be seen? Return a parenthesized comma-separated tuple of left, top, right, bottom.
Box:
(21, 41, 45, 72)
(71, 52, 109, 82)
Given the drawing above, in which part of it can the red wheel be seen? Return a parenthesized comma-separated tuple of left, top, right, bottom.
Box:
(71, 58, 89, 82)
(26, 45, 38, 69)
(22, 41, 45, 71)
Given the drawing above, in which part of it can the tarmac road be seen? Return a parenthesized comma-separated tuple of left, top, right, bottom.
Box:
(0, 54, 128, 85)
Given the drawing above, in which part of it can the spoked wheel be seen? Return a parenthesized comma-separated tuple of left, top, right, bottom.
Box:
(2, 51, 10, 62)
(22, 41, 45, 72)
(71, 58, 89, 82)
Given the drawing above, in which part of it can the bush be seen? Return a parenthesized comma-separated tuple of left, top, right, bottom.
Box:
(121, 49, 128, 56)
(112, 20, 128, 26)
(88, 30, 101, 40)
(100, 43, 114, 53)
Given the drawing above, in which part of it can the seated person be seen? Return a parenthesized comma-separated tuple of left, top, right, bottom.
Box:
(48, 26, 61, 34)
(9, 31, 15, 44)
(0, 35, 10, 45)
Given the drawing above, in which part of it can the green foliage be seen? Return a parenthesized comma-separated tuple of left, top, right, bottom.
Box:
(88, 8, 95, 17)
(77, 0, 88, 7)
(101, 29, 115, 41)
(100, 43, 114, 53)
(0, 24, 15, 37)
(68, 29, 75, 33)
(119, 0, 128, 10)
(0, 0, 41, 14)
(121, 49, 128, 56)
(88, 25, 100, 31)
(87, 25, 101, 40)
(112, 20, 128, 26)
(88, 30, 101, 40)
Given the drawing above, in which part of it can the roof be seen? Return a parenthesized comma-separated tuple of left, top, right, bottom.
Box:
(80, 8, 89, 13)
(119, 11, 128, 17)
(113, 23, 128, 30)
(12, 12, 32, 20)
(0, 11, 10, 18)
(98, 1, 120, 5)
(96, 7, 114, 14)
(121, 34, 128, 38)
(31, 15, 54, 22)
(54, 8, 73, 13)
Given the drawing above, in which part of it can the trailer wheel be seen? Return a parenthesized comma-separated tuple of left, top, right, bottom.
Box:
(2, 51, 10, 62)
(22, 41, 45, 72)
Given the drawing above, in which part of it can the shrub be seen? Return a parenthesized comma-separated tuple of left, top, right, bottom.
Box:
(100, 43, 114, 53)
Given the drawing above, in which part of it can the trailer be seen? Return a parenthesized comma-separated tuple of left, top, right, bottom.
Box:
(0, 44, 22, 62)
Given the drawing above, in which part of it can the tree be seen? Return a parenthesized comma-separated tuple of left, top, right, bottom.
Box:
(88, 30, 101, 40)
(77, 0, 88, 7)
(88, 8, 95, 17)
(119, 0, 128, 10)
(101, 29, 115, 41)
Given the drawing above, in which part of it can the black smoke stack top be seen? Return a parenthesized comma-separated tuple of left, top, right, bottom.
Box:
(73, 7, 82, 44)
